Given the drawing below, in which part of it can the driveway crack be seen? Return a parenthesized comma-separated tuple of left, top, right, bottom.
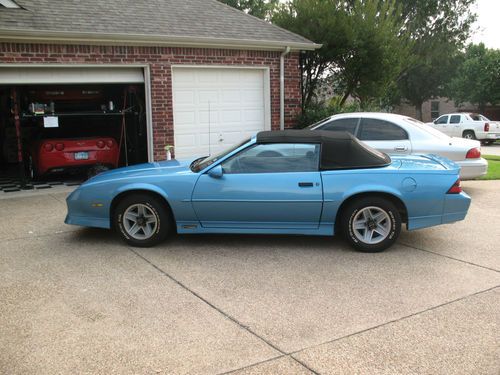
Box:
(126, 246, 287, 355)
(398, 241, 499, 273)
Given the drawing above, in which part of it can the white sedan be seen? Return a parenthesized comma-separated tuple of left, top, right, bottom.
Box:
(308, 112, 487, 180)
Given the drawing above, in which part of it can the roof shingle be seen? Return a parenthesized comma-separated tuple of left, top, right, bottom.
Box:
(0, 0, 319, 50)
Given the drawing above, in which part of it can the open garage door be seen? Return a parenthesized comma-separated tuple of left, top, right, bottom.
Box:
(172, 67, 270, 158)
(0, 66, 150, 191)
(0, 67, 144, 85)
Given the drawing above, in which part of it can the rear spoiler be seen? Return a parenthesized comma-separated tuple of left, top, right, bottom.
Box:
(419, 154, 460, 173)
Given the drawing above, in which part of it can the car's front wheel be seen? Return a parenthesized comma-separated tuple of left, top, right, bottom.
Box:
(341, 197, 401, 252)
(114, 193, 172, 247)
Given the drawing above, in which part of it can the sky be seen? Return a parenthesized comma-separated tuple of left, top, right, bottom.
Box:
(470, 0, 500, 49)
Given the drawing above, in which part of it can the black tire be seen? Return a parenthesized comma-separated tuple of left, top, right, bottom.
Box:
(340, 197, 401, 252)
(113, 193, 172, 247)
(463, 130, 476, 140)
(27, 155, 38, 181)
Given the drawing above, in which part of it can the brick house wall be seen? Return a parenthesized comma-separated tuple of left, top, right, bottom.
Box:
(0, 43, 302, 160)
(394, 98, 459, 123)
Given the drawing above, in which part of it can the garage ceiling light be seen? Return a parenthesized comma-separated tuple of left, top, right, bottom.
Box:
(0, 0, 20, 8)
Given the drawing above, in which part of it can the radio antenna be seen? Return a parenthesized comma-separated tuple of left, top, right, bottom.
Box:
(208, 100, 211, 156)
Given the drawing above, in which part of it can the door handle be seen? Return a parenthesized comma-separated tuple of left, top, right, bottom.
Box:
(298, 182, 314, 187)
(394, 146, 407, 152)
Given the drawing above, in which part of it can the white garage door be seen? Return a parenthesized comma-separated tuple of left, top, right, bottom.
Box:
(172, 67, 270, 158)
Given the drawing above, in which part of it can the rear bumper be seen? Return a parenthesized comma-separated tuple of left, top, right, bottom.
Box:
(475, 131, 500, 140)
(407, 191, 471, 230)
(456, 158, 488, 180)
(38, 150, 118, 175)
(441, 191, 471, 224)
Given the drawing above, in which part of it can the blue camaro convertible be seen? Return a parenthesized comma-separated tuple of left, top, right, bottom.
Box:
(65, 130, 471, 252)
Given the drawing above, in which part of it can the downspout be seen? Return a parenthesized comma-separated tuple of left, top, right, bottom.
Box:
(280, 46, 291, 131)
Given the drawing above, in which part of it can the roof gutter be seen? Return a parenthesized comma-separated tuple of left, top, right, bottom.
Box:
(0, 29, 322, 51)
(280, 46, 291, 131)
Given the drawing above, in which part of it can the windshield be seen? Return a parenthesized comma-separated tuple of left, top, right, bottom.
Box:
(190, 138, 251, 172)
(403, 117, 450, 140)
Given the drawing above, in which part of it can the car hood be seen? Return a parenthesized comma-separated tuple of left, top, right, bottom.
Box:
(83, 157, 198, 185)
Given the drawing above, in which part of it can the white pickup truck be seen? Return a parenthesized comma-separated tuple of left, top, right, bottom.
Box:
(427, 113, 500, 144)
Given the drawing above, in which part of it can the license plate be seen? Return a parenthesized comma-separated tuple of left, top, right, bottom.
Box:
(74, 152, 89, 160)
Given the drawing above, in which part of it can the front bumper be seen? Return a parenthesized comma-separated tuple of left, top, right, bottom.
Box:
(64, 187, 112, 229)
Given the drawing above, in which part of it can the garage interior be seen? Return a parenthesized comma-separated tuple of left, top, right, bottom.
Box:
(0, 67, 149, 193)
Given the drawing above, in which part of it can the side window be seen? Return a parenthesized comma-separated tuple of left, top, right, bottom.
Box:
(317, 118, 358, 136)
(449, 115, 461, 124)
(222, 143, 320, 174)
(358, 119, 408, 141)
(435, 115, 449, 124)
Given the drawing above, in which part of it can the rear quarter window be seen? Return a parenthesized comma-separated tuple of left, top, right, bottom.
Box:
(358, 118, 408, 141)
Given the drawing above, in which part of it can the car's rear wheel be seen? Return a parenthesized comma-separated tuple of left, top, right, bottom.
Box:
(341, 197, 401, 252)
(463, 130, 476, 140)
(114, 193, 172, 247)
(27, 155, 38, 180)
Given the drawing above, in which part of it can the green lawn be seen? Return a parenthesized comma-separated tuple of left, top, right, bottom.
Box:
(480, 155, 500, 180)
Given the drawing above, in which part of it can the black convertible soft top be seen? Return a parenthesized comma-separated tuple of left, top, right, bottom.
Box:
(256, 130, 391, 170)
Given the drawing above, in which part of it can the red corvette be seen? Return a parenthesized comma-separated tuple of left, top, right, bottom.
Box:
(28, 137, 119, 178)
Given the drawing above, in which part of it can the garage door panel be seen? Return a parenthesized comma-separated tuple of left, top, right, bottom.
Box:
(0, 67, 144, 84)
(174, 91, 196, 106)
(198, 90, 219, 104)
(221, 90, 241, 104)
(198, 114, 219, 130)
(220, 110, 242, 124)
(173, 67, 269, 159)
(174, 111, 196, 126)
(243, 89, 264, 103)
(173, 71, 196, 85)
(244, 109, 265, 122)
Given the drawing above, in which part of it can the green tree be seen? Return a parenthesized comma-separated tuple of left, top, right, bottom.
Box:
(334, 0, 408, 107)
(448, 44, 500, 112)
(273, 0, 408, 111)
(217, 0, 278, 19)
(273, 0, 353, 110)
(395, 0, 476, 120)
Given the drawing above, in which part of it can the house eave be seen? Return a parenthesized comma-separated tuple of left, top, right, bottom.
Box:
(0, 29, 322, 51)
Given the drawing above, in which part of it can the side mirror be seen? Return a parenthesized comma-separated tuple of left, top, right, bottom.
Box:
(207, 164, 223, 178)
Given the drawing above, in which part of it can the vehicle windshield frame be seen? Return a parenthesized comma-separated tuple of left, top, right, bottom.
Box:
(190, 138, 252, 172)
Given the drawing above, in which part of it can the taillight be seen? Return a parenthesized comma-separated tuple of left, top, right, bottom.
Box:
(96, 140, 105, 148)
(447, 179, 462, 194)
(484, 123, 490, 132)
(466, 147, 481, 159)
(55, 143, 64, 151)
(106, 139, 114, 148)
(43, 143, 54, 152)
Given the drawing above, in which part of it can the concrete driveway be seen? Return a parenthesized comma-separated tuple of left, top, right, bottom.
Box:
(0, 181, 499, 374)
(482, 143, 500, 156)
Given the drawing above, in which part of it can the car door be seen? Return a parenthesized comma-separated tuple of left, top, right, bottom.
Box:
(449, 114, 462, 137)
(356, 118, 411, 155)
(433, 115, 449, 134)
(191, 143, 323, 229)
